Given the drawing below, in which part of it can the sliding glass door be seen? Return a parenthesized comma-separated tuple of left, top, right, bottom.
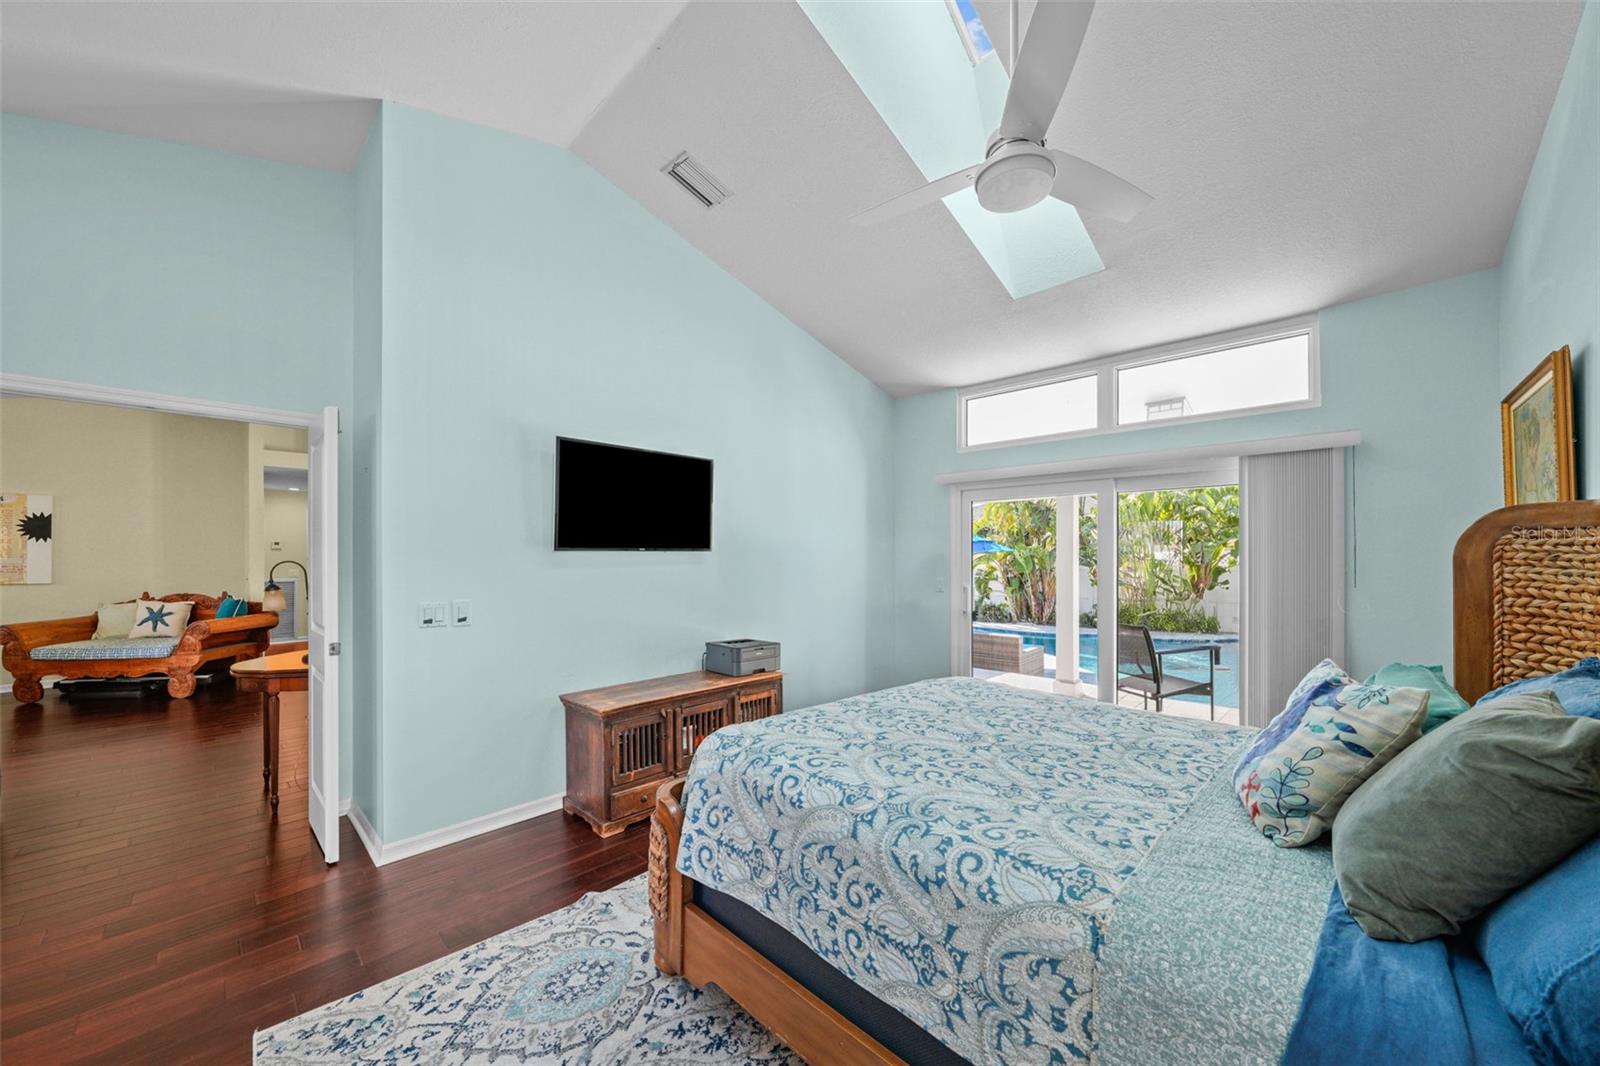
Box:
(1113, 474, 1241, 722)
(960, 480, 1115, 700)
(956, 464, 1241, 722)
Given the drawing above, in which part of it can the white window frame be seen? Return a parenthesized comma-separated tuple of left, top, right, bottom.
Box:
(959, 368, 1100, 450)
(957, 314, 1320, 452)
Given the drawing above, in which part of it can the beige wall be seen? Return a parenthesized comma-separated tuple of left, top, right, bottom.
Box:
(246, 424, 308, 605)
(0, 396, 253, 683)
(263, 489, 309, 637)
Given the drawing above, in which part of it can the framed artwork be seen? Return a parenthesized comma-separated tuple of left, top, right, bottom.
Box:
(0, 493, 54, 584)
(1500, 346, 1575, 506)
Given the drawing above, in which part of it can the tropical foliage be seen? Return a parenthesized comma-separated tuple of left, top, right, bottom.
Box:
(974, 487, 1239, 632)
(971, 499, 1059, 624)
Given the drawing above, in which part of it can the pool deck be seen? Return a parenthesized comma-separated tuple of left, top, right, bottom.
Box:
(973, 668, 1241, 726)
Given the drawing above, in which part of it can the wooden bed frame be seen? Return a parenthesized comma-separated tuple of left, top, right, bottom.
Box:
(651, 501, 1600, 1065)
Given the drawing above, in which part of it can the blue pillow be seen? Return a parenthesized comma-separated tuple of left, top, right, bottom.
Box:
(1481, 657, 1600, 720)
(216, 596, 246, 619)
(1474, 834, 1600, 1065)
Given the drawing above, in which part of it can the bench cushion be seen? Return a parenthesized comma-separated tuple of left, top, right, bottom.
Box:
(32, 637, 181, 661)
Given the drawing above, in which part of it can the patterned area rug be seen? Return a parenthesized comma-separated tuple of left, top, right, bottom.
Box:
(254, 875, 799, 1064)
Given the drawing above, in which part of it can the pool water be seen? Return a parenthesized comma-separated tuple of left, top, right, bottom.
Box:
(972, 623, 1240, 709)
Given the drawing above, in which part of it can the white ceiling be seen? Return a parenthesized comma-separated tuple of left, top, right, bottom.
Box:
(2, 1, 1584, 395)
(0, 1, 687, 168)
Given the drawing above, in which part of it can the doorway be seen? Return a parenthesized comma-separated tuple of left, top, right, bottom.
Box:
(958, 478, 1116, 700)
(1113, 476, 1241, 722)
(954, 464, 1241, 724)
(0, 375, 343, 861)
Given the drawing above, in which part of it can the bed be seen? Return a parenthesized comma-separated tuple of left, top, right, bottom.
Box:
(649, 501, 1600, 1065)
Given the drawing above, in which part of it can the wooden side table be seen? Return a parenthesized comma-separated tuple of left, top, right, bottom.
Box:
(231, 650, 309, 810)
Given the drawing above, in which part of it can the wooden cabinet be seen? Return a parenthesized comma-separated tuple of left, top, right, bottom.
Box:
(561, 670, 782, 837)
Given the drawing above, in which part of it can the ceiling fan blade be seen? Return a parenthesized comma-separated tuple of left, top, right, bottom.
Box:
(1046, 148, 1151, 222)
(998, 0, 1096, 144)
(851, 164, 983, 226)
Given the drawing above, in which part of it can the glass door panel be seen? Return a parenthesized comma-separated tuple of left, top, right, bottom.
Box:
(1113, 483, 1241, 722)
(968, 489, 1108, 699)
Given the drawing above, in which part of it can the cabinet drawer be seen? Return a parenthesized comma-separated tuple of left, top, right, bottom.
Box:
(610, 778, 668, 822)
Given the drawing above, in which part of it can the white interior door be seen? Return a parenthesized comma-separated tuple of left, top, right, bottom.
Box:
(306, 406, 341, 863)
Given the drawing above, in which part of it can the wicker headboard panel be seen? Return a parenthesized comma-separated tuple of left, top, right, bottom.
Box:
(1454, 501, 1600, 703)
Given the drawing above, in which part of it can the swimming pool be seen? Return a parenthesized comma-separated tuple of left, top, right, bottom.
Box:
(972, 623, 1241, 709)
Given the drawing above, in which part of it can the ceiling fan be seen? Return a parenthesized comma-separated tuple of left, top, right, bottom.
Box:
(852, 0, 1150, 226)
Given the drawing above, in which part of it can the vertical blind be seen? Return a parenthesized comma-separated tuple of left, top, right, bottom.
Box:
(1239, 448, 1347, 727)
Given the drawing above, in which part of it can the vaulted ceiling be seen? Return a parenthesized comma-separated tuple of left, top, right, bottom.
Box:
(2, 1, 1584, 395)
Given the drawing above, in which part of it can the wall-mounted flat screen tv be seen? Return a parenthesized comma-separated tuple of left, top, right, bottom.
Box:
(555, 437, 713, 551)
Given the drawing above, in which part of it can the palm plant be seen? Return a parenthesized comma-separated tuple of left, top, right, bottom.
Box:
(973, 488, 1238, 630)
(972, 499, 1057, 623)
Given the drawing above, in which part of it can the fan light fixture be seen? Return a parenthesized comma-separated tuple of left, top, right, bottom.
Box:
(851, 0, 1151, 228)
(974, 148, 1057, 214)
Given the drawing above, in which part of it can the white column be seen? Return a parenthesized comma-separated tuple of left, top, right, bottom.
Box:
(1055, 496, 1081, 696)
(1096, 483, 1118, 703)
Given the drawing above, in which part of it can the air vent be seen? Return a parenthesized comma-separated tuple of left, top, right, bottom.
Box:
(663, 151, 731, 208)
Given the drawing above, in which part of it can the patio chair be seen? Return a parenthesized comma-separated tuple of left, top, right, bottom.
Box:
(972, 631, 1045, 676)
(1115, 623, 1221, 720)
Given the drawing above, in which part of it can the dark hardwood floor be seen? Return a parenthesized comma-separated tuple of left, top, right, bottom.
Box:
(1, 679, 649, 1065)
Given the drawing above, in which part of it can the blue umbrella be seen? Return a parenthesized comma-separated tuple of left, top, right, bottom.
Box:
(972, 537, 1014, 554)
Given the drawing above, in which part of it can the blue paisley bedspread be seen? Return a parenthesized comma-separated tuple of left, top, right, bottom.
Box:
(675, 676, 1335, 1066)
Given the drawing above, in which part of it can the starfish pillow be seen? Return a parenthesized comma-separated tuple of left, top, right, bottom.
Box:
(128, 599, 194, 639)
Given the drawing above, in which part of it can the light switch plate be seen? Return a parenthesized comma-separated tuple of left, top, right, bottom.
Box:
(451, 599, 471, 627)
(419, 602, 448, 628)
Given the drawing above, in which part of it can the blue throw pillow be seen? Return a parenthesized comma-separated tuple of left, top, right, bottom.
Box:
(216, 596, 246, 619)
(1481, 657, 1600, 720)
(1474, 834, 1600, 1065)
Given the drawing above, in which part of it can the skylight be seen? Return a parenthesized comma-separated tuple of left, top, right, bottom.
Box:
(948, 0, 995, 64)
(799, 0, 1103, 300)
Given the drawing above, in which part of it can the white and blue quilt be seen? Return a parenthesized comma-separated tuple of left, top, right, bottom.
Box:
(676, 677, 1335, 1065)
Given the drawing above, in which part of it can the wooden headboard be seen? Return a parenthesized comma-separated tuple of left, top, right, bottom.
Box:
(1454, 501, 1600, 702)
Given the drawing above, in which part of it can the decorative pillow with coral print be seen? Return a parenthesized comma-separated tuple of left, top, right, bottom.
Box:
(1232, 659, 1431, 847)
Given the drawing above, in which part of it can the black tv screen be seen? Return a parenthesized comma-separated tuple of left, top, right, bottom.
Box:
(555, 438, 713, 551)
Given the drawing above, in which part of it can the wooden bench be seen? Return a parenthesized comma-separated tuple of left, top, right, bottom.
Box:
(1, 592, 279, 703)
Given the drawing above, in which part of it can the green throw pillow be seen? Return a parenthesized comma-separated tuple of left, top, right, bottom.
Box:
(1364, 662, 1470, 733)
(1334, 691, 1600, 941)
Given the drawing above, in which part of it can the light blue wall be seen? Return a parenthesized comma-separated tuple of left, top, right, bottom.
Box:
(351, 119, 385, 829)
(1499, 0, 1598, 497)
(0, 114, 359, 802)
(370, 105, 896, 841)
(891, 270, 1504, 689)
(8, 89, 1565, 844)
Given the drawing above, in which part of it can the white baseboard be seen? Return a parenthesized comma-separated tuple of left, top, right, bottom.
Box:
(1, 683, 9, 696)
(347, 801, 383, 866)
(344, 792, 564, 868)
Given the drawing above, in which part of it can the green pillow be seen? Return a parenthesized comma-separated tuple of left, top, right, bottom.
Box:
(1334, 690, 1600, 941)
(1364, 663, 1469, 733)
